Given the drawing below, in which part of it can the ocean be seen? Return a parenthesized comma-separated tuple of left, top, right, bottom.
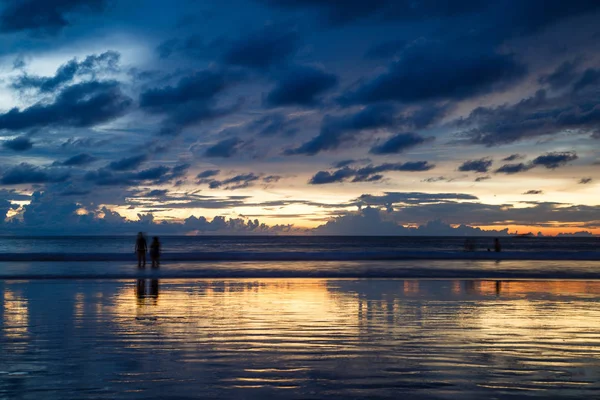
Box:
(1, 236, 600, 398)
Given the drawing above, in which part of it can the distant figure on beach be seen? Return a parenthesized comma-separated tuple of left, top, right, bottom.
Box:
(494, 238, 501, 253)
(135, 232, 147, 268)
(150, 236, 160, 268)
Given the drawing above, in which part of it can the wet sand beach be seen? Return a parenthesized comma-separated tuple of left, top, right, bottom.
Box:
(2, 278, 600, 399)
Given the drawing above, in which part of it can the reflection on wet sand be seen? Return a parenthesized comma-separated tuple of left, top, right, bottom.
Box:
(1, 279, 600, 398)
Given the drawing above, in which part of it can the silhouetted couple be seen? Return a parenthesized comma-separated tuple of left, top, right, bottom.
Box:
(135, 232, 160, 268)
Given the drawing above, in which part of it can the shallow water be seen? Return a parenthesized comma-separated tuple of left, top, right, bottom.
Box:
(2, 279, 600, 399)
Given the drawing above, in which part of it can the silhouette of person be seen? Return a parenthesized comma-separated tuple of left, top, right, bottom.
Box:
(494, 238, 501, 252)
(150, 236, 160, 268)
(135, 232, 147, 268)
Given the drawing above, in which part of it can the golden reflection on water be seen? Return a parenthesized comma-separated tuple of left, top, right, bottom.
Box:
(2, 284, 29, 347)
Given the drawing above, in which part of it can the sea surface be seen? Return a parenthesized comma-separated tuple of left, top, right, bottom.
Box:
(2, 279, 600, 399)
(1, 236, 600, 398)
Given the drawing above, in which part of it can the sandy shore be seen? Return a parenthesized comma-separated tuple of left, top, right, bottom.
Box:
(2, 279, 600, 399)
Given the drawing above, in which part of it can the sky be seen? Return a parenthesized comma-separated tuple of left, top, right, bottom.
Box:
(0, 0, 599, 235)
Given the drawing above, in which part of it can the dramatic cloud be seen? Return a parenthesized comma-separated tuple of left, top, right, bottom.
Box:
(531, 151, 578, 169)
(475, 176, 491, 182)
(12, 51, 120, 93)
(265, 65, 338, 107)
(0, 81, 132, 132)
(458, 158, 493, 173)
(538, 59, 581, 90)
(139, 70, 242, 135)
(0, 163, 68, 185)
(108, 155, 147, 171)
(370, 132, 432, 155)
(364, 39, 407, 59)
(579, 177, 592, 184)
(250, 113, 299, 136)
(0, 0, 107, 35)
(2, 136, 33, 151)
(340, 40, 526, 105)
(85, 164, 187, 186)
(285, 104, 396, 155)
(204, 137, 244, 158)
(309, 161, 435, 184)
(458, 89, 600, 146)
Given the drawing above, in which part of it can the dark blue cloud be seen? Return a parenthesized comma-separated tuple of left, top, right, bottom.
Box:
(197, 169, 220, 179)
(139, 70, 242, 135)
(458, 158, 493, 173)
(251, 113, 299, 136)
(84, 164, 180, 186)
(495, 163, 532, 174)
(222, 24, 300, 70)
(204, 137, 243, 158)
(108, 155, 147, 171)
(370, 132, 432, 155)
(309, 161, 435, 184)
(0, 81, 132, 131)
(532, 152, 578, 169)
(573, 68, 600, 92)
(265, 65, 338, 107)
(0, 163, 68, 185)
(459, 89, 600, 146)
(2, 136, 33, 151)
(12, 51, 120, 93)
(285, 104, 396, 155)
(0, 0, 107, 36)
(502, 154, 524, 162)
(538, 59, 580, 90)
(340, 40, 526, 105)
(58, 153, 97, 166)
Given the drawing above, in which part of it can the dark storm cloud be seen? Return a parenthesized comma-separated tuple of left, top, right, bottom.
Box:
(108, 155, 147, 171)
(579, 177, 592, 184)
(222, 24, 300, 70)
(0, 163, 68, 185)
(2, 136, 33, 151)
(0, 81, 132, 132)
(369, 132, 432, 155)
(265, 65, 338, 107)
(458, 158, 493, 173)
(531, 151, 578, 169)
(285, 104, 396, 155)
(523, 190, 543, 195)
(196, 169, 220, 179)
(0, 0, 107, 35)
(204, 137, 244, 158)
(11, 51, 120, 93)
(458, 89, 600, 146)
(339, 39, 526, 105)
(538, 59, 581, 90)
(309, 161, 435, 184)
(57, 153, 97, 166)
(139, 70, 242, 135)
(495, 163, 533, 174)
